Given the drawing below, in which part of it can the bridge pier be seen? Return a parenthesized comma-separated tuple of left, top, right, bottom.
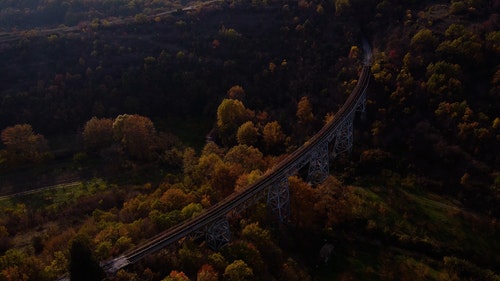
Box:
(206, 218, 231, 250)
(307, 141, 330, 184)
(333, 115, 354, 158)
(267, 177, 290, 222)
(356, 89, 367, 113)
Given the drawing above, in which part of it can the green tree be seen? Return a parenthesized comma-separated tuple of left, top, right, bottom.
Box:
(437, 24, 482, 64)
(134, 13, 148, 24)
(216, 99, 253, 145)
(425, 61, 462, 97)
(181, 203, 203, 219)
(44, 251, 68, 279)
(144, 56, 157, 70)
(410, 29, 438, 52)
(486, 31, 500, 53)
(240, 222, 282, 271)
(208, 252, 228, 272)
(114, 236, 133, 253)
(114, 270, 140, 281)
(450, 1, 467, 14)
(219, 26, 242, 40)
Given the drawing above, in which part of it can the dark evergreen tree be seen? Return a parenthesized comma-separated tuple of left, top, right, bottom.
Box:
(69, 234, 105, 281)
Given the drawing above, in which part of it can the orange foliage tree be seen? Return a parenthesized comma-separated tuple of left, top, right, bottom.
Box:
(0, 124, 50, 166)
(82, 117, 114, 153)
(113, 114, 157, 161)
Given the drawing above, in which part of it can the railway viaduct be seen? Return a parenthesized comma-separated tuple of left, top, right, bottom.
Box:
(101, 42, 372, 275)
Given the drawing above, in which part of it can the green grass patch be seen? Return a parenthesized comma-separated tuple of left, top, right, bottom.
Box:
(0, 178, 109, 211)
(357, 185, 500, 271)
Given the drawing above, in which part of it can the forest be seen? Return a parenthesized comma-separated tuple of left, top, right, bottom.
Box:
(0, 0, 499, 280)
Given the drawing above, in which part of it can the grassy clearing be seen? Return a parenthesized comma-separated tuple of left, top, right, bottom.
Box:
(324, 183, 500, 280)
(0, 178, 108, 210)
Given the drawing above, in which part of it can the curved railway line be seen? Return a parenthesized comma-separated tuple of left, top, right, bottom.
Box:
(101, 44, 372, 274)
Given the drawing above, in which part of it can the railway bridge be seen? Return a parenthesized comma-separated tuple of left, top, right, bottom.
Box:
(101, 43, 372, 274)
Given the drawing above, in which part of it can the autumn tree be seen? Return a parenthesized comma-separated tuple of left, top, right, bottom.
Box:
(159, 188, 195, 212)
(183, 147, 200, 184)
(162, 270, 190, 281)
(235, 170, 263, 192)
(241, 222, 282, 272)
(296, 96, 314, 125)
(0, 226, 10, 253)
(262, 121, 286, 154)
(280, 258, 311, 281)
(198, 153, 225, 182)
(313, 176, 351, 226)
(223, 259, 254, 281)
(0, 251, 46, 281)
(410, 29, 438, 52)
(112, 114, 157, 161)
(296, 96, 315, 139)
(197, 264, 218, 281)
(227, 85, 245, 100)
(288, 176, 318, 229)
(113, 270, 141, 281)
(201, 142, 225, 158)
(82, 117, 114, 153)
(208, 252, 228, 272)
(224, 241, 265, 278)
(236, 121, 260, 146)
(224, 145, 266, 173)
(0, 124, 50, 165)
